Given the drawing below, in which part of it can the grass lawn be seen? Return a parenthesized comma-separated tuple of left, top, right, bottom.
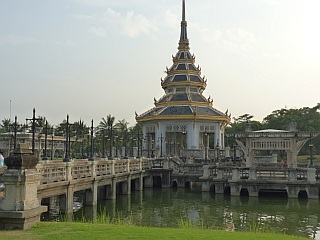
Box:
(0, 222, 308, 240)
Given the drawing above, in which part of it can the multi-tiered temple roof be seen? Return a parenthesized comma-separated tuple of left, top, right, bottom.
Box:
(136, 0, 230, 123)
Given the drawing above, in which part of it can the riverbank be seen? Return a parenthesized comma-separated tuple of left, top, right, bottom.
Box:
(0, 222, 307, 240)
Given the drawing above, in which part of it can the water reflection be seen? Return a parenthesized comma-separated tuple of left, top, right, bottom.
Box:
(42, 189, 320, 239)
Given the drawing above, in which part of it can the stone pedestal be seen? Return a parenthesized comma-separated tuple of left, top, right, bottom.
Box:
(0, 144, 47, 230)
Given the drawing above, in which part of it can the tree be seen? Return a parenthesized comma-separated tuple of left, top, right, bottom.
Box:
(72, 119, 88, 158)
(98, 114, 116, 158)
(1, 118, 12, 132)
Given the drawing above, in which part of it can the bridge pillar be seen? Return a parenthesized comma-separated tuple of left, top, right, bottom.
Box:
(201, 181, 211, 192)
(161, 172, 171, 188)
(214, 183, 225, 194)
(230, 183, 240, 196)
(248, 186, 259, 197)
(59, 185, 74, 214)
(111, 179, 117, 200)
(0, 144, 47, 230)
(287, 186, 298, 198)
(307, 186, 319, 199)
(144, 175, 153, 188)
(85, 180, 97, 206)
(135, 174, 144, 191)
(105, 185, 114, 200)
(122, 176, 131, 195)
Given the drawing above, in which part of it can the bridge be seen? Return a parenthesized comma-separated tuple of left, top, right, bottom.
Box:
(1, 143, 320, 230)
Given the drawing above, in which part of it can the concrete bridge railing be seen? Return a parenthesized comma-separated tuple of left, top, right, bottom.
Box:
(36, 158, 152, 185)
(202, 165, 318, 183)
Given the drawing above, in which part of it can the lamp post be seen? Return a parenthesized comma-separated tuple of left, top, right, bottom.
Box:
(50, 127, 54, 160)
(159, 133, 164, 158)
(42, 121, 48, 160)
(147, 133, 151, 158)
(36, 126, 43, 160)
(108, 127, 113, 160)
(63, 115, 70, 162)
(204, 132, 208, 161)
(102, 130, 106, 158)
(114, 136, 118, 158)
(137, 128, 142, 158)
(309, 133, 314, 168)
(26, 108, 41, 155)
(89, 119, 94, 161)
(86, 131, 90, 158)
(124, 130, 128, 159)
(131, 132, 136, 158)
(13, 116, 18, 150)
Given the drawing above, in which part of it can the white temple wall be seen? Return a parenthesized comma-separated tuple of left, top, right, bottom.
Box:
(140, 120, 227, 156)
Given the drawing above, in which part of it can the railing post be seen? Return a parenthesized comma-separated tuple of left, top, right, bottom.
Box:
(288, 167, 297, 181)
(202, 165, 210, 179)
(111, 160, 115, 175)
(139, 158, 142, 171)
(249, 167, 257, 180)
(127, 159, 130, 173)
(307, 168, 316, 183)
(65, 161, 73, 181)
(232, 168, 240, 181)
(217, 167, 223, 179)
(163, 159, 169, 169)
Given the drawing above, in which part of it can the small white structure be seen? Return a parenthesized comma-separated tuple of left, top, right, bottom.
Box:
(0, 132, 75, 159)
(234, 129, 319, 167)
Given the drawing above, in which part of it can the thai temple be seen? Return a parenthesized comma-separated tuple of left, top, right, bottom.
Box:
(136, 0, 230, 160)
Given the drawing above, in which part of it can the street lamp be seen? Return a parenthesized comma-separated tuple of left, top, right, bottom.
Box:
(158, 133, 164, 158)
(136, 128, 143, 158)
(63, 115, 70, 162)
(26, 108, 41, 155)
(102, 130, 106, 158)
(204, 132, 208, 161)
(50, 127, 55, 160)
(42, 121, 49, 160)
(89, 119, 94, 161)
(146, 133, 151, 158)
(309, 133, 314, 168)
(114, 135, 118, 158)
(108, 127, 113, 160)
(123, 130, 128, 159)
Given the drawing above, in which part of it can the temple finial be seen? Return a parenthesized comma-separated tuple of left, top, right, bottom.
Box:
(179, 0, 189, 50)
(182, 0, 186, 21)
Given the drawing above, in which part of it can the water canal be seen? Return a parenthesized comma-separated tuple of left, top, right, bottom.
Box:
(42, 188, 320, 239)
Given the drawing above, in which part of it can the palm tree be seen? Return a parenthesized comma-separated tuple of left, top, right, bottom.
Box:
(72, 119, 88, 158)
(99, 114, 115, 158)
(1, 118, 12, 132)
(115, 119, 129, 158)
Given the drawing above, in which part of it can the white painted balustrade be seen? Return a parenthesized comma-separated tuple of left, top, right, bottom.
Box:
(36, 158, 151, 185)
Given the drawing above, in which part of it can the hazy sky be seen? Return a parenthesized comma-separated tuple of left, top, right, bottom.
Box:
(1, 0, 320, 127)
